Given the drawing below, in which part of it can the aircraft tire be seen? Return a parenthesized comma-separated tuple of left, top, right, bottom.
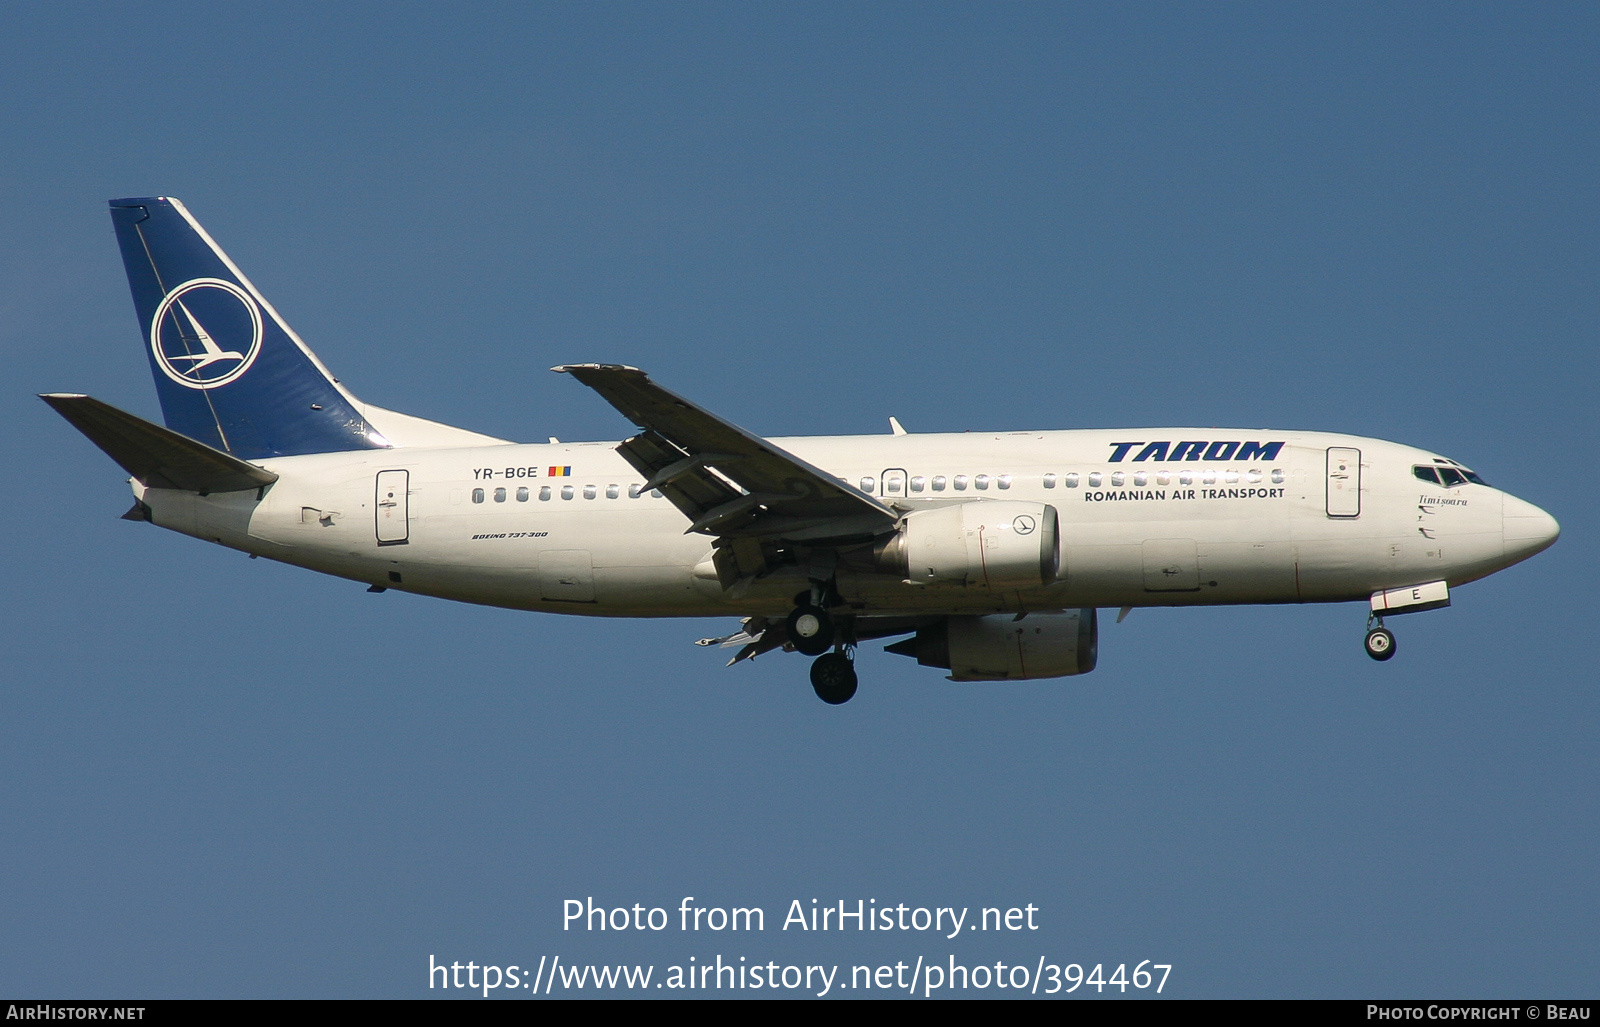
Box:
(810, 652, 858, 705)
(1364, 627, 1397, 661)
(787, 605, 834, 656)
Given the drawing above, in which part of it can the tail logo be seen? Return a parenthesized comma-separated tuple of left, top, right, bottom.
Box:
(150, 278, 264, 389)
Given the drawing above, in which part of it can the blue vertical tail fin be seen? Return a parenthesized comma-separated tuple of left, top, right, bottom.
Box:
(109, 196, 391, 459)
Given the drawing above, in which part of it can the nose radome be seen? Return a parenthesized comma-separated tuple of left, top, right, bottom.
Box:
(1502, 492, 1560, 561)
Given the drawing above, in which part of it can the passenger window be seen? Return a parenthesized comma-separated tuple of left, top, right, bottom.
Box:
(494, 487, 507, 502)
(1201, 471, 1216, 485)
(1065, 473, 1079, 488)
(1156, 472, 1170, 486)
(471, 488, 485, 504)
(997, 474, 1012, 490)
(561, 485, 574, 500)
(910, 476, 926, 493)
(860, 477, 876, 493)
(1088, 472, 1102, 488)
(1043, 473, 1056, 489)
(583, 484, 597, 499)
(932, 476, 947, 492)
(1133, 472, 1147, 487)
(516, 486, 529, 502)
(1224, 470, 1238, 484)
(1439, 468, 1466, 487)
(1110, 472, 1124, 488)
(651, 489, 663, 498)
(954, 475, 969, 491)
(539, 486, 551, 501)
(975, 474, 990, 490)
(1179, 471, 1193, 485)
(1246, 469, 1262, 484)
(606, 484, 619, 499)
(1414, 466, 1441, 485)
(1271, 469, 1285, 484)
(628, 484, 641, 498)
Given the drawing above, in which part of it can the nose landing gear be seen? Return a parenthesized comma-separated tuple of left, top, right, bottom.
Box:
(1364, 614, 1397, 661)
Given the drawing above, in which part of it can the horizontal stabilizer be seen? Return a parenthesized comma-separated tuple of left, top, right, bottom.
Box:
(40, 394, 278, 493)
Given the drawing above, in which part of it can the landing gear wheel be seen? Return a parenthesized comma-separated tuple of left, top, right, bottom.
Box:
(810, 652, 858, 705)
(787, 604, 835, 656)
(1364, 627, 1397, 661)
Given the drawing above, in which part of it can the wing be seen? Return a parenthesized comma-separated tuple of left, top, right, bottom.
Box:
(552, 364, 897, 546)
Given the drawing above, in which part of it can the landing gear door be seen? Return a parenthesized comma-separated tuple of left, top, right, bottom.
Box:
(880, 468, 908, 498)
(375, 469, 409, 545)
(1326, 447, 1361, 518)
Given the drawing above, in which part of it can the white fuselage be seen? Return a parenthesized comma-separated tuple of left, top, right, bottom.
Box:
(132, 428, 1553, 619)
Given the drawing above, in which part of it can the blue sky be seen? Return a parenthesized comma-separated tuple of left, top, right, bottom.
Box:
(1, 2, 1594, 998)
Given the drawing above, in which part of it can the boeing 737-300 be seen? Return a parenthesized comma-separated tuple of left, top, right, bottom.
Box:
(43, 197, 1561, 703)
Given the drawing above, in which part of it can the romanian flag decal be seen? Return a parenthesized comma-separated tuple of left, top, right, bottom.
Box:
(548, 466, 572, 477)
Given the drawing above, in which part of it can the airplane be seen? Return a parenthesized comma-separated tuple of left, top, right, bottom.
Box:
(43, 197, 1561, 704)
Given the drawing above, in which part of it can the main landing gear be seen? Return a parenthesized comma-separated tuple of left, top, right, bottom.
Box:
(809, 650, 858, 705)
(787, 579, 857, 703)
(786, 603, 835, 656)
(1364, 614, 1397, 662)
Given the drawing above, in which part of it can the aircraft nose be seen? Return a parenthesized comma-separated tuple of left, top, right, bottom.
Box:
(1502, 492, 1560, 561)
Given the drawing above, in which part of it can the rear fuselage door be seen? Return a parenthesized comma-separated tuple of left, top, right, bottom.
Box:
(540, 550, 596, 602)
(1326, 447, 1361, 517)
(375, 469, 409, 545)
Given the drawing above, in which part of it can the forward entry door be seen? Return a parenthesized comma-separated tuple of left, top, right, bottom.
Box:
(375, 469, 409, 545)
(1326, 448, 1361, 517)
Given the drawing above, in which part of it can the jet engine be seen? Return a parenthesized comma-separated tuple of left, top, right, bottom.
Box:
(886, 609, 1098, 681)
(876, 501, 1059, 589)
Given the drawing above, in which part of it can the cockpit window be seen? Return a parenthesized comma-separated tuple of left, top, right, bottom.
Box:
(1431, 457, 1490, 486)
(1416, 462, 1489, 488)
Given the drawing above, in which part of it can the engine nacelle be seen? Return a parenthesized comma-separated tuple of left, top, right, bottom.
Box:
(878, 501, 1059, 589)
(886, 610, 1098, 681)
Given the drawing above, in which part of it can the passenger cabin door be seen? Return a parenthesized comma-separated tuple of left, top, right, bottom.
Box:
(1326, 448, 1361, 518)
(375, 469, 409, 545)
